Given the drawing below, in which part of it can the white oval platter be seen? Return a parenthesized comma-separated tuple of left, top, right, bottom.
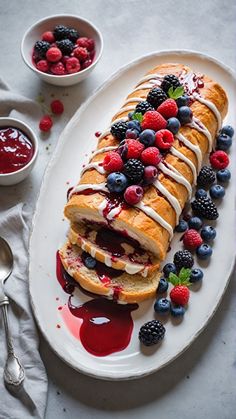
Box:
(29, 50, 236, 380)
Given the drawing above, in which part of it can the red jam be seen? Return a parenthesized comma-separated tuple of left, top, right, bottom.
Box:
(0, 127, 34, 174)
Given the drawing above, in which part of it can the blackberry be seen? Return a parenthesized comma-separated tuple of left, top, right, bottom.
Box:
(34, 41, 50, 59)
(139, 320, 165, 346)
(68, 28, 79, 42)
(174, 250, 194, 270)
(110, 121, 128, 141)
(123, 159, 144, 183)
(135, 101, 154, 115)
(161, 74, 182, 93)
(56, 39, 74, 55)
(53, 25, 70, 40)
(191, 197, 219, 220)
(147, 87, 167, 108)
(197, 166, 216, 187)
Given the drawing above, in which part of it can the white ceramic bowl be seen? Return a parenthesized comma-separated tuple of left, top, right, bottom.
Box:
(21, 14, 103, 87)
(0, 118, 38, 186)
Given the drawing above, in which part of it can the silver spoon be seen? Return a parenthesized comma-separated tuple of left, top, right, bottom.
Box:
(0, 237, 25, 387)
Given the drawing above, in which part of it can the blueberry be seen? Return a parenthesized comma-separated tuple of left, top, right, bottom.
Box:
(84, 255, 96, 269)
(188, 216, 203, 230)
(175, 219, 188, 232)
(154, 298, 170, 314)
(210, 184, 225, 199)
(216, 133, 232, 151)
(190, 268, 204, 283)
(126, 128, 139, 139)
(195, 189, 207, 199)
(157, 277, 169, 293)
(176, 95, 190, 108)
(177, 106, 193, 124)
(139, 129, 155, 147)
(200, 226, 216, 242)
(196, 244, 212, 260)
(127, 120, 141, 132)
(166, 117, 181, 134)
(128, 112, 134, 120)
(216, 168, 231, 183)
(163, 263, 177, 278)
(107, 172, 128, 193)
(170, 304, 185, 317)
(220, 125, 234, 138)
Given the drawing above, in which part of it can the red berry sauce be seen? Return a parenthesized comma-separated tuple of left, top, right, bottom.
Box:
(0, 127, 34, 174)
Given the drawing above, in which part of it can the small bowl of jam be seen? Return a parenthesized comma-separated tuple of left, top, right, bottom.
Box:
(0, 118, 38, 186)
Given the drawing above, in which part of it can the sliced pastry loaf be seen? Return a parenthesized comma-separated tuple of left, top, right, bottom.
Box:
(59, 241, 160, 304)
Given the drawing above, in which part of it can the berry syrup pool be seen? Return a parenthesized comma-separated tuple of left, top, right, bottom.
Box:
(0, 127, 34, 174)
(56, 251, 138, 356)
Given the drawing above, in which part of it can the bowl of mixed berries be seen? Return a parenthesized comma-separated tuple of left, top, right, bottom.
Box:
(21, 15, 103, 86)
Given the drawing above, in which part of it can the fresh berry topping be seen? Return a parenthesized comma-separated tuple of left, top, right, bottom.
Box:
(176, 95, 190, 108)
(34, 40, 50, 59)
(177, 106, 193, 124)
(166, 117, 180, 134)
(163, 263, 177, 278)
(175, 219, 188, 232)
(216, 168, 231, 183)
(141, 111, 167, 131)
(82, 252, 97, 269)
(36, 60, 49, 73)
(157, 277, 169, 293)
(200, 225, 216, 242)
(50, 62, 66, 75)
(197, 166, 216, 188)
(147, 87, 168, 108)
(196, 243, 212, 260)
(191, 196, 219, 220)
(210, 150, 229, 170)
(66, 57, 81, 73)
(124, 185, 144, 205)
(53, 25, 70, 40)
(216, 133, 232, 151)
(161, 74, 181, 93)
(139, 320, 165, 346)
(220, 125, 234, 138)
(174, 250, 194, 270)
(157, 99, 178, 119)
(127, 120, 141, 132)
(195, 189, 207, 199)
(74, 46, 88, 62)
(68, 28, 79, 42)
(154, 298, 170, 314)
(103, 152, 124, 173)
(210, 184, 225, 199)
(170, 285, 190, 306)
(141, 147, 161, 166)
(188, 216, 203, 230)
(56, 39, 74, 55)
(42, 31, 55, 43)
(126, 139, 144, 159)
(50, 100, 64, 114)
(139, 129, 155, 147)
(81, 59, 93, 69)
(170, 304, 185, 317)
(190, 268, 204, 283)
(125, 129, 139, 140)
(135, 101, 154, 115)
(76, 37, 94, 51)
(144, 165, 158, 184)
(183, 229, 203, 250)
(155, 129, 174, 150)
(107, 172, 128, 193)
(110, 121, 128, 141)
(39, 115, 53, 132)
(46, 47, 62, 63)
(123, 159, 144, 183)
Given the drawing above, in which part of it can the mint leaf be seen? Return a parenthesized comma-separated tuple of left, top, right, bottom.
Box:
(168, 85, 184, 99)
(179, 268, 191, 281)
(132, 112, 143, 122)
(168, 272, 179, 286)
(167, 86, 174, 97)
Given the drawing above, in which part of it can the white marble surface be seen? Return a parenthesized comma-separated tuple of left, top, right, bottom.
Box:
(1, 0, 236, 418)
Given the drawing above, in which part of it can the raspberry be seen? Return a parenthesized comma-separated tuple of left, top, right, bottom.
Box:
(39, 115, 53, 132)
(74, 46, 88, 62)
(124, 185, 144, 205)
(81, 59, 92, 69)
(155, 129, 174, 150)
(66, 57, 80, 74)
(126, 139, 144, 159)
(183, 229, 203, 250)
(50, 100, 64, 115)
(170, 285, 190, 306)
(36, 60, 49, 73)
(210, 150, 229, 170)
(141, 147, 162, 166)
(157, 99, 178, 119)
(42, 31, 55, 43)
(50, 62, 66, 75)
(103, 152, 124, 173)
(46, 47, 62, 63)
(141, 111, 167, 131)
(76, 37, 95, 51)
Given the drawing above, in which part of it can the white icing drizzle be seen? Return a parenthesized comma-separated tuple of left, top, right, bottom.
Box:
(112, 116, 129, 124)
(90, 145, 117, 159)
(104, 254, 112, 267)
(123, 97, 143, 104)
(170, 147, 197, 184)
(113, 105, 139, 119)
(158, 162, 192, 198)
(106, 206, 121, 220)
(132, 83, 156, 93)
(135, 73, 163, 86)
(97, 129, 111, 141)
(194, 93, 222, 129)
(153, 180, 182, 223)
(135, 201, 173, 239)
(142, 266, 149, 278)
(69, 182, 109, 199)
(80, 161, 105, 176)
(187, 117, 213, 152)
(98, 199, 107, 217)
(176, 132, 202, 171)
